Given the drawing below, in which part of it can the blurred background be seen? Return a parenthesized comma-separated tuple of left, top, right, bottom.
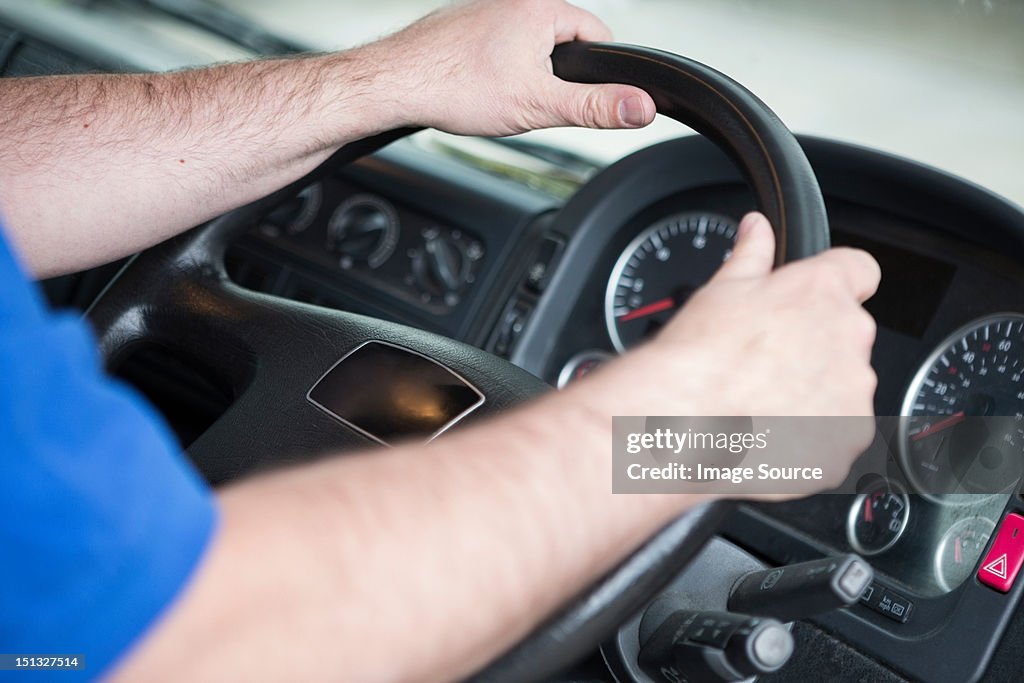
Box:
(212, 0, 1024, 206)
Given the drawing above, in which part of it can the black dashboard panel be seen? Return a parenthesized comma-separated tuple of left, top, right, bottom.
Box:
(500, 135, 1024, 682)
(215, 134, 1024, 683)
(225, 139, 561, 349)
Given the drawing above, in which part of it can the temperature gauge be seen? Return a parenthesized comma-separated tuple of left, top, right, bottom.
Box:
(934, 516, 995, 592)
(846, 480, 910, 556)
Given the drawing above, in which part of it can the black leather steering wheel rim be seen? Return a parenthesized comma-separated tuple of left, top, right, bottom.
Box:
(550, 42, 829, 263)
(85, 42, 829, 683)
(467, 43, 830, 682)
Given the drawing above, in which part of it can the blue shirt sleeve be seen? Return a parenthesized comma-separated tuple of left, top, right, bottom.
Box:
(0, 225, 218, 679)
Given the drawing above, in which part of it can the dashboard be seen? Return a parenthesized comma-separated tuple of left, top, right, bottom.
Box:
(5, 6, 1024, 678)
(220, 133, 1024, 682)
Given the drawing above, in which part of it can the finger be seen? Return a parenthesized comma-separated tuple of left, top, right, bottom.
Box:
(807, 247, 882, 303)
(713, 212, 776, 281)
(546, 80, 655, 129)
(554, 1, 614, 43)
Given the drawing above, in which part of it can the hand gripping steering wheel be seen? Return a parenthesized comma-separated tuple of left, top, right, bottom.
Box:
(86, 42, 829, 681)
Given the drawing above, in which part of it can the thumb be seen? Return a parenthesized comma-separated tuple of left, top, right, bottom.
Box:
(549, 81, 655, 129)
(714, 212, 776, 281)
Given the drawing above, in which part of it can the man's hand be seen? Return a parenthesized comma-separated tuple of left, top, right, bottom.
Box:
(579, 212, 881, 498)
(664, 211, 879, 416)
(592, 211, 879, 417)
(373, 0, 657, 135)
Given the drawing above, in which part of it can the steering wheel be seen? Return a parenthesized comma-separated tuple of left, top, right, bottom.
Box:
(86, 43, 828, 681)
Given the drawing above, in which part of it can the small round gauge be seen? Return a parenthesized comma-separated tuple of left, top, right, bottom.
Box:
(899, 314, 1024, 504)
(557, 350, 613, 389)
(605, 213, 737, 352)
(327, 194, 400, 269)
(260, 182, 322, 235)
(846, 480, 910, 556)
(934, 516, 995, 592)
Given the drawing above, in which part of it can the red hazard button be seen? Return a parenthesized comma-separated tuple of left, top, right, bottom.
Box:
(978, 512, 1024, 593)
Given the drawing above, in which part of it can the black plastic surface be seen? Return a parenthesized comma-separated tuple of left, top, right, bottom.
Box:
(724, 501, 1024, 683)
(638, 610, 792, 681)
(86, 130, 551, 484)
(727, 555, 873, 623)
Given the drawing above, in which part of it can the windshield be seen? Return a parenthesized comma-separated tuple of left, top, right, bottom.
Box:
(215, 0, 1024, 206)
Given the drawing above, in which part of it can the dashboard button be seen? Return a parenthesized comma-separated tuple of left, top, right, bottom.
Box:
(977, 512, 1024, 593)
(491, 298, 532, 358)
(859, 582, 882, 605)
(878, 591, 913, 623)
(859, 582, 913, 623)
(524, 235, 564, 293)
(861, 583, 889, 613)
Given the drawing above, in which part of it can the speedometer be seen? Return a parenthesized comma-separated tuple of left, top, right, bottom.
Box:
(899, 314, 1024, 503)
(605, 213, 736, 352)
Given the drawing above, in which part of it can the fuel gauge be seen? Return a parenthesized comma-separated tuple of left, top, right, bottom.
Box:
(847, 480, 911, 556)
(934, 516, 995, 592)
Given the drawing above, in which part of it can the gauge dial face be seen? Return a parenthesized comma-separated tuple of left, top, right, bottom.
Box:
(605, 213, 736, 352)
(899, 314, 1024, 503)
(934, 516, 995, 592)
(261, 183, 322, 235)
(847, 480, 911, 555)
(557, 350, 613, 389)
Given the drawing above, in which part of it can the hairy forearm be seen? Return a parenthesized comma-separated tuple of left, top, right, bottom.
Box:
(111, 355, 702, 682)
(0, 50, 397, 277)
(0, 0, 661, 279)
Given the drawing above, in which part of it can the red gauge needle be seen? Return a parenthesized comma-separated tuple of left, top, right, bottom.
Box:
(864, 497, 873, 523)
(911, 410, 967, 442)
(619, 297, 675, 322)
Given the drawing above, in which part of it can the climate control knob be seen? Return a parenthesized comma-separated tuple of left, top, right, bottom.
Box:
(416, 235, 468, 292)
(327, 194, 399, 269)
(409, 228, 485, 307)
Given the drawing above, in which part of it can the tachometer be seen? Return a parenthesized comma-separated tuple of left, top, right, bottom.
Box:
(899, 314, 1024, 503)
(605, 213, 736, 352)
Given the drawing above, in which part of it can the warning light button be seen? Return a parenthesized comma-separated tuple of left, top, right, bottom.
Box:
(978, 513, 1024, 593)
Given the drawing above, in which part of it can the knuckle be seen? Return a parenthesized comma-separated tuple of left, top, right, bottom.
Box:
(848, 246, 880, 272)
(853, 309, 878, 345)
(804, 261, 843, 295)
(527, 0, 556, 15)
(847, 366, 879, 410)
(862, 366, 879, 394)
(824, 461, 850, 490)
(521, 91, 550, 126)
(840, 246, 881, 282)
(578, 90, 606, 128)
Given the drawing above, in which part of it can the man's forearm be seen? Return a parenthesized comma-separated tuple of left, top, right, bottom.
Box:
(110, 355, 700, 683)
(0, 51, 397, 277)
(108, 212, 880, 682)
(0, 0, 661, 279)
